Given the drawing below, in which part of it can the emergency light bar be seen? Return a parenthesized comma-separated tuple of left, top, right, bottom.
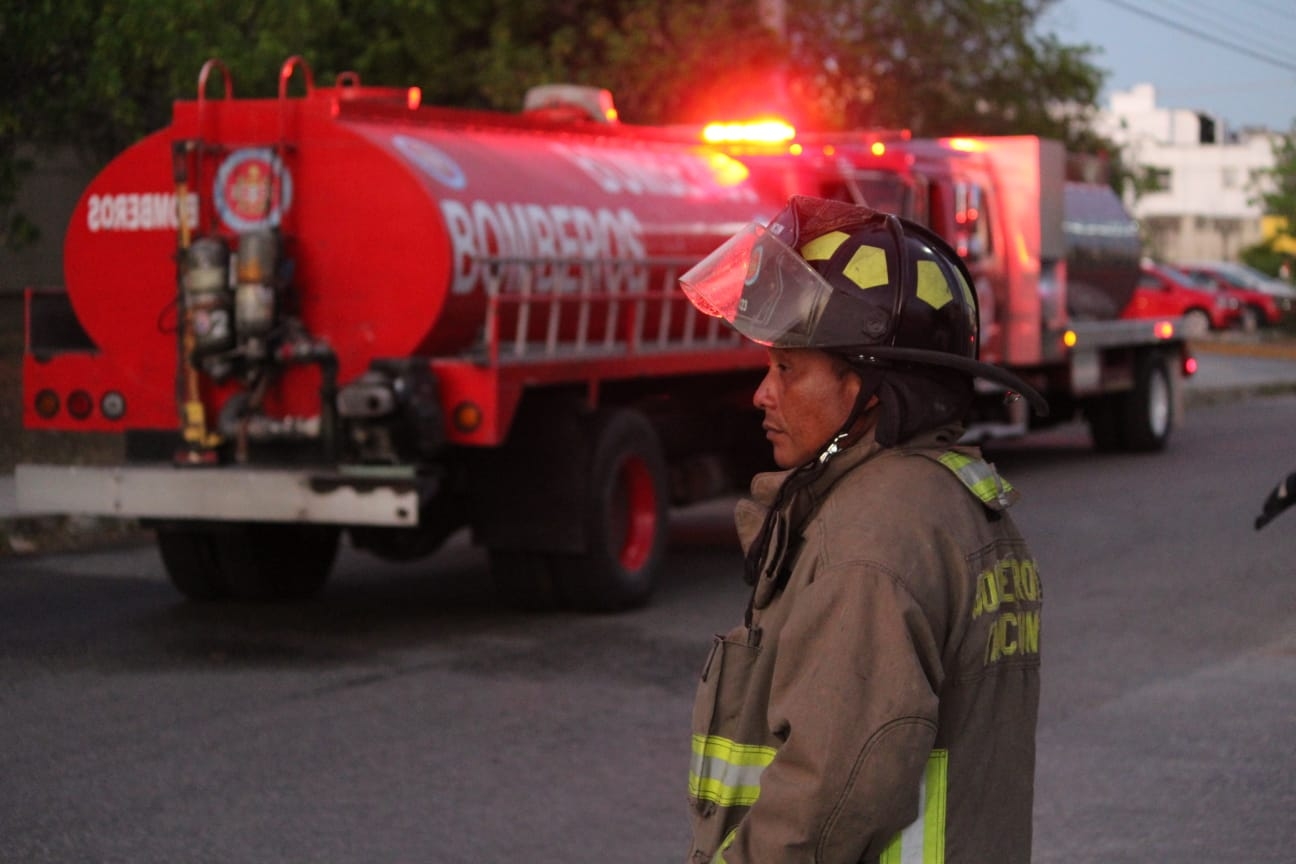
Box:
(701, 118, 797, 145)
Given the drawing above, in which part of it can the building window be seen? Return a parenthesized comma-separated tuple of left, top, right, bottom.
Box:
(1145, 167, 1172, 192)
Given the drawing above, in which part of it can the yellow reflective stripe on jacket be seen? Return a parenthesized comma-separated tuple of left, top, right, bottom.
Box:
(938, 451, 1014, 510)
(879, 749, 948, 864)
(711, 828, 738, 864)
(689, 734, 777, 807)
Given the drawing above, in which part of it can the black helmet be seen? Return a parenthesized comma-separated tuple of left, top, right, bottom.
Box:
(680, 195, 1047, 415)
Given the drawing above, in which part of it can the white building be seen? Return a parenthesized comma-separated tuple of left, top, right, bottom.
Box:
(1094, 83, 1278, 263)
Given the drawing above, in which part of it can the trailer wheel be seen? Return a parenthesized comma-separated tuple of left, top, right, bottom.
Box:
(1120, 352, 1173, 451)
(562, 409, 669, 612)
(156, 523, 340, 602)
(157, 528, 233, 601)
(1086, 396, 1123, 452)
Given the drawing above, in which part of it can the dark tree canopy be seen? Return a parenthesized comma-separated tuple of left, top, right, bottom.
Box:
(0, 0, 1109, 250)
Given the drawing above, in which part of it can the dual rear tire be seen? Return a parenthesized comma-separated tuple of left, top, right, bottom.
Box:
(157, 522, 341, 602)
(489, 408, 669, 613)
(1088, 352, 1174, 452)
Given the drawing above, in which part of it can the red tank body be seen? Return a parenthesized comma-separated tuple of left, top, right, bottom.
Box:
(38, 66, 772, 439)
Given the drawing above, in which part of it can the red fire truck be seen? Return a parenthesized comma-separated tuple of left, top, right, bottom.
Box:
(18, 58, 1190, 607)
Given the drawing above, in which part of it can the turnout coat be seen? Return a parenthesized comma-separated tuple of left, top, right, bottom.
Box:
(686, 424, 1041, 864)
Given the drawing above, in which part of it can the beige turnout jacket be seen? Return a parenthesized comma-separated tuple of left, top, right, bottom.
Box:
(687, 425, 1041, 864)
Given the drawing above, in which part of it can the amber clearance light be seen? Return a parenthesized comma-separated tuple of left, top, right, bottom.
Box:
(34, 389, 60, 419)
(452, 401, 483, 433)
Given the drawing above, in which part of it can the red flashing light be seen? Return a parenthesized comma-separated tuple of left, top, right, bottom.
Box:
(1183, 355, 1198, 377)
(870, 141, 886, 156)
(945, 137, 988, 153)
(701, 118, 796, 145)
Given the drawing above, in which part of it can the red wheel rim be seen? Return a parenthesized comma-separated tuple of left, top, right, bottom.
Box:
(614, 454, 658, 571)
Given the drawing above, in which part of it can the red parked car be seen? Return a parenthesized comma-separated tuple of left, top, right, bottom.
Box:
(1177, 261, 1288, 331)
(1124, 262, 1241, 336)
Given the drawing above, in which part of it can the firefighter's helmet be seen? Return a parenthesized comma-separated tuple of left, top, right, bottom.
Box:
(680, 195, 1047, 414)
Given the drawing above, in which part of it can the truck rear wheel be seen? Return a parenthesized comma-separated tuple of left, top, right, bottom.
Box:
(1120, 352, 1173, 451)
(1086, 352, 1174, 452)
(561, 408, 669, 612)
(1086, 396, 1123, 452)
(156, 523, 340, 602)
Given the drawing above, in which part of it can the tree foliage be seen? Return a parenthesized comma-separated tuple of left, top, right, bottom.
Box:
(0, 0, 1109, 250)
(1253, 131, 1296, 236)
(1241, 128, 1296, 277)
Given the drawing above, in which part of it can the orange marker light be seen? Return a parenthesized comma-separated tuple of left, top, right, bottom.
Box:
(34, 389, 60, 419)
(407, 87, 422, 110)
(453, 401, 483, 433)
(870, 141, 886, 156)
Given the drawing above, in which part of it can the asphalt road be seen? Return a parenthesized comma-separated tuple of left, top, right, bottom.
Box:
(1, 392, 1294, 863)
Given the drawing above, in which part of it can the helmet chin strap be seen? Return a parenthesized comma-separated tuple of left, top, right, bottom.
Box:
(815, 372, 885, 465)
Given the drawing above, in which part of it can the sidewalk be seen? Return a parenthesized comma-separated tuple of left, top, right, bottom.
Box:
(4, 338, 1296, 552)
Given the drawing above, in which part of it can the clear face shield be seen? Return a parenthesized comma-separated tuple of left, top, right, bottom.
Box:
(679, 221, 841, 349)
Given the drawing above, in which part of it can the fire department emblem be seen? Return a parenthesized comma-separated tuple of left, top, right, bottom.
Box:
(213, 147, 294, 232)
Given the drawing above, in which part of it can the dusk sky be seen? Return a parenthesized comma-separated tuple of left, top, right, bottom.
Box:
(1042, 0, 1296, 131)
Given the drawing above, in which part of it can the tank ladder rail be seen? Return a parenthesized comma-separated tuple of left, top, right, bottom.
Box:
(477, 256, 742, 364)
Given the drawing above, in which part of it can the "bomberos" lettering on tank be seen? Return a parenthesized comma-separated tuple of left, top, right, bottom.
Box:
(440, 199, 647, 296)
(86, 192, 199, 232)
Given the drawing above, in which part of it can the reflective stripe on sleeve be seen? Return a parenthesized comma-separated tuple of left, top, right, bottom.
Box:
(688, 734, 777, 807)
(938, 451, 1014, 510)
(879, 749, 949, 864)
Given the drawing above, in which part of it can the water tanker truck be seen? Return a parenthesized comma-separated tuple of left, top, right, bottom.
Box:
(18, 58, 1191, 606)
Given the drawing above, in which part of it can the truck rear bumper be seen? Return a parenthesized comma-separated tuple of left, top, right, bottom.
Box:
(15, 464, 420, 527)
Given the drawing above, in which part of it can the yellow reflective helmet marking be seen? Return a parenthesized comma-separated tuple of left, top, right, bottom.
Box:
(799, 230, 849, 261)
(800, 231, 890, 292)
(916, 259, 954, 309)
(843, 245, 889, 291)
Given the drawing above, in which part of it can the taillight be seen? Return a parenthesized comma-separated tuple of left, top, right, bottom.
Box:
(66, 389, 94, 420)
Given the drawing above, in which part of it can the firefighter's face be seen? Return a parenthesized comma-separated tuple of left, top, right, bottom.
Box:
(754, 348, 863, 468)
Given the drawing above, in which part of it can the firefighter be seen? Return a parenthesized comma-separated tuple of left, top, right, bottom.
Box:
(677, 195, 1046, 863)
